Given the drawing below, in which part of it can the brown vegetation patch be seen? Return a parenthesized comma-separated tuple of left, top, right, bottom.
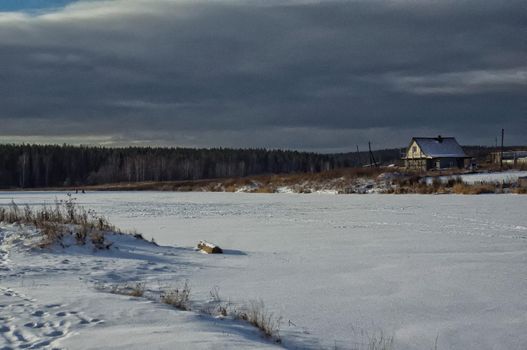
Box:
(0, 194, 140, 249)
(161, 281, 192, 311)
(109, 282, 146, 297)
(513, 187, 527, 194)
(452, 183, 496, 194)
(231, 300, 282, 342)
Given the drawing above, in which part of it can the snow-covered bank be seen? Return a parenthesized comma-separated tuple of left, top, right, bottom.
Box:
(2, 192, 527, 349)
(80, 169, 527, 194)
(0, 225, 287, 349)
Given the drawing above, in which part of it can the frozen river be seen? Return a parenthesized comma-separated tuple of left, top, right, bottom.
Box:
(1, 191, 526, 349)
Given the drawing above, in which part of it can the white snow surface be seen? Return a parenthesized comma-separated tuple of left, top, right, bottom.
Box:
(1, 191, 527, 350)
(427, 170, 527, 185)
(0, 225, 281, 350)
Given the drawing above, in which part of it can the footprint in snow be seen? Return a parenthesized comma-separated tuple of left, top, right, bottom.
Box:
(23, 322, 45, 329)
(45, 330, 64, 337)
(11, 330, 29, 342)
(0, 288, 102, 348)
(78, 318, 90, 325)
(31, 310, 46, 317)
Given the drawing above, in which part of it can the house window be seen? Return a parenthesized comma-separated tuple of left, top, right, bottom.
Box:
(412, 146, 417, 153)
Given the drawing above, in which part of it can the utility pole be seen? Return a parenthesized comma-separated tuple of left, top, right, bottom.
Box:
(356, 145, 361, 167)
(500, 128, 504, 170)
(368, 141, 377, 167)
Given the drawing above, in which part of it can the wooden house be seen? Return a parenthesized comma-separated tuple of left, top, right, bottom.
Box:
(403, 136, 468, 171)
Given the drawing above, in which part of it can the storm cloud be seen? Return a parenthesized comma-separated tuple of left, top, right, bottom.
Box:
(0, 0, 526, 151)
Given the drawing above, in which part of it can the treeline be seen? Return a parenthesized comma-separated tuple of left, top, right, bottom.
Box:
(4, 143, 503, 189)
(0, 144, 361, 188)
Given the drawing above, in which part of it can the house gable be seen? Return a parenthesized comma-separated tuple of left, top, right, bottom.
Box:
(405, 139, 426, 159)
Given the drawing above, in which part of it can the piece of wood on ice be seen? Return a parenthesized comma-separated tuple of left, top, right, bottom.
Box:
(197, 240, 223, 254)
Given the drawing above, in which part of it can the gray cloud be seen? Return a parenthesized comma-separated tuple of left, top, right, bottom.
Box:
(0, 0, 526, 152)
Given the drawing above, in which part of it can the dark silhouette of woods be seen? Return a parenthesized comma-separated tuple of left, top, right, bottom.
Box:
(3, 143, 466, 189)
(0, 144, 355, 188)
(1, 143, 501, 189)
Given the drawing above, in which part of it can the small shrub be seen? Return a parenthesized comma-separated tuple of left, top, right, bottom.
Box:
(232, 300, 282, 341)
(75, 225, 88, 245)
(91, 231, 112, 250)
(109, 282, 146, 297)
(161, 281, 191, 310)
(38, 221, 65, 248)
(201, 286, 228, 317)
(128, 282, 146, 297)
(210, 286, 221, 302)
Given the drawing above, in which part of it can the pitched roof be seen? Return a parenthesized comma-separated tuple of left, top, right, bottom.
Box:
(413, 137, 467, 158)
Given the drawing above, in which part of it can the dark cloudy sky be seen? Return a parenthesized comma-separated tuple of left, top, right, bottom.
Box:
(1, 0, 525, 152)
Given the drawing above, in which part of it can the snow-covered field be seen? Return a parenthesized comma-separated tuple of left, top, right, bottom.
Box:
(427, 170, 527, 185)
(1, 192, 527, 349)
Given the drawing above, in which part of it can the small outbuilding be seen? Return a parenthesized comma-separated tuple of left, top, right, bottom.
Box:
(403, 136, 468, 171)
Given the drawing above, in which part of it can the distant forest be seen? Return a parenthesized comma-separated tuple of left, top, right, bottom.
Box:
(0, 144, 393, 188)
(0, 144, 513, 189)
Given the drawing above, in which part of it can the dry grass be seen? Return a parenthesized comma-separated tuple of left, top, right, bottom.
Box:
(201, 286, 229, 317)
(512, 187, 527, 194)
(72, 167, 390, 193)
(232, 300, 282, 342)
(452, 183, 496, 194)
(200, 289, 281, 341)
(101, 281, 284, 343)
(160, 281, 192, 311)
(0, 194, 132, 249)
(252, 185, 275, 193)
(109, 282, 146, 297)
(388, 175, 502, 195)
(97, 279, 401, 348)
(224, 184, 237, 192)
(345, 328, 395, 350)
(366, 332, 394, 350)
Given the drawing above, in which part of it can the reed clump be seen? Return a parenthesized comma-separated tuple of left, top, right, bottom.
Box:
(0, 194, 122, 249)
